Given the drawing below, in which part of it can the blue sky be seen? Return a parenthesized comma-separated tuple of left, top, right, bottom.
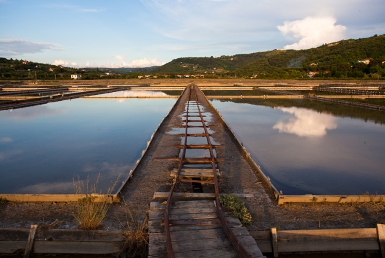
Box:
(1, 0, 384, 68)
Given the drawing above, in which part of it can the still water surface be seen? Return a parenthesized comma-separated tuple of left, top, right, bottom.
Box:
(211, 99, 385, 195)
(0, 96, 175, 194)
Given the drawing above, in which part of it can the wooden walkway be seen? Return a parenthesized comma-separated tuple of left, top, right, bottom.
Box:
(148, 199, 265, 258)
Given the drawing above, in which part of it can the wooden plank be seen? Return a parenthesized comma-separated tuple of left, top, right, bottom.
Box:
(171, 207, 216, 215)
(33, 241, 121, 254)
(270, 227, 278, 257)
(248, 230, 272, 253)
(0, 193, 120, 203)
(153, 192, 254, 199)
(149, 209, 217, 221)
(150, 229, 226, 243)
(0, 229, 29, 241)
(377, 224, 385, 258)
(170, 171, 221, 178)
(0, 241, 26, 254)
(277, 240, 379, 252)
(278, 194, 385, 205)
(154, 192, 216, 199)
(148, 219, 222, 233)
(277, 228, 379, 252)
(173, 168, 220, 173)
(149, 233, 234, 253)
(149, 248, 238, 258)
(23, 225, 37, 258)
(150, 200, 214, 210)
(35, 229, 124, 242)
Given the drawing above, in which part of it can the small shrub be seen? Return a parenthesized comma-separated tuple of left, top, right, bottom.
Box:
(220, 194, 252, 225)
(72, 174, 119, 230)
(73, 196, 110, 230)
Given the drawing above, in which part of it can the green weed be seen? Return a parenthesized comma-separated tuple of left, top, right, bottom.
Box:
(220, 194, 252, 225)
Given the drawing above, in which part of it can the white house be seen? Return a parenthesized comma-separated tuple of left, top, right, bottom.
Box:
(71, 74, 82, 80)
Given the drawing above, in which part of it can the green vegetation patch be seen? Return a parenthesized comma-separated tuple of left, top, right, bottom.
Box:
(220, 194, 252, 225)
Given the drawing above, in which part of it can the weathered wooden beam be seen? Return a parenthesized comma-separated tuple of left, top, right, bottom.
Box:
(377, 224, 385, 258)
(250, 228, 380, 253)
(23, 225, 37, 258)
(153, 192, 255, 199)
(0, 193, 120, 203)
(170, 170, 221, 178)
(278, 194, 385, 204)
(270, 227, 278, 257)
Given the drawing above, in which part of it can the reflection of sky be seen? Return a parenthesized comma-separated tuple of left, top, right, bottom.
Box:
(211, 100, 385, 195)
(97, 90, 168, 103)
(273, 107, 337, 137)
(2, 105, 67, 120)
(0, 98, 175, 194)
(98, 90, 168, 97)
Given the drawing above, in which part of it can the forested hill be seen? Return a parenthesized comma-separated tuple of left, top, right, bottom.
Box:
(154, 34, 385, 79)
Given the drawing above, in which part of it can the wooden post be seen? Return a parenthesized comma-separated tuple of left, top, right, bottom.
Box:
(270, 227, 278, 257)
(23, 225, 38, 258)
(377, 224, 385, 258)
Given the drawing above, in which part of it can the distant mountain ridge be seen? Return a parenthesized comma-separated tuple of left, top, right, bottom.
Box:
(1, 34, 384, 80)
(154, 34, 385, 79)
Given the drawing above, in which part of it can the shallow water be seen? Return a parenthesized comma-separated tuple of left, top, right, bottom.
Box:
(0, 97, 175, 194)
(211, 99, 385, 195)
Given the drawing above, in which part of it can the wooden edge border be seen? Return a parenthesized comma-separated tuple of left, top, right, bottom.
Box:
(278, 195, 385, 205)
(1, 225, 384, 255)
(0, 193, 120, 203)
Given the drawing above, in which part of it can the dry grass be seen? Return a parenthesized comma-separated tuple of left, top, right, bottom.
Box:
(72, 174, 119, 230)
(119, 207, 149, 258)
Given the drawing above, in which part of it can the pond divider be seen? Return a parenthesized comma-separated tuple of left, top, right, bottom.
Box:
(0, 193, 120, 203)
(114, 88, 186, 195)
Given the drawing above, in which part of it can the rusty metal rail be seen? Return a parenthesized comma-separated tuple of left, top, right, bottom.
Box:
(164, 84, 252, 258)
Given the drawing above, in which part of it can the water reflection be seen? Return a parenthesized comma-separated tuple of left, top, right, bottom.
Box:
(273, 107, 337, 137)
(211, 100, 385, 195)
(0, 97, 175, 194)
(3, 105, 66, 120)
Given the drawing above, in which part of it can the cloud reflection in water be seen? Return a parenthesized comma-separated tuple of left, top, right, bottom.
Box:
(1, 105, 66, 120)
(273, 107, 337, 137)
(99, 90, 168, 103)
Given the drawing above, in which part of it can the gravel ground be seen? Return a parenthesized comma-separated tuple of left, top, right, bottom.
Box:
(1, 86, 385, 233)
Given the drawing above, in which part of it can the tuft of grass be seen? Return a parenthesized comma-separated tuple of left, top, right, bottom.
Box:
(72, 174, 119, 230)
(119, 208, 149, 258)
(220, 194, 252, 225)
(73, 196, 110, 230)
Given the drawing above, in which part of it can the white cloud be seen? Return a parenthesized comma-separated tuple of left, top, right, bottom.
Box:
(0, 39, 61, 56)
(53, 59, 69, 66)
(277, 16, 347, 50)
(104, 56, 165, 68)
(52, 57, 164, 68)
(273, 107, 337, 137)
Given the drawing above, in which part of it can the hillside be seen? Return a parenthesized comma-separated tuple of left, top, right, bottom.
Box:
(1, 34, 384, 80)
(154, 34, 385, 79)
(0, 58, 157, 80)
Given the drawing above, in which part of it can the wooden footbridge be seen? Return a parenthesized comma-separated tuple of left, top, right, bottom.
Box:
(148, 84, 264, 258)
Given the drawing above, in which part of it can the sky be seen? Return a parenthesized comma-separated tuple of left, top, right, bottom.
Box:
(0, 0, 384, 68)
